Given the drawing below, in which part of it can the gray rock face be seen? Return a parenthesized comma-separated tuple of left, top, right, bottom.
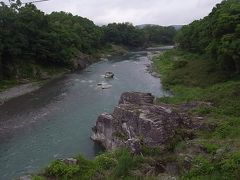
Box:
(72, 52, 95, 70)
(91, 92, 189, 152)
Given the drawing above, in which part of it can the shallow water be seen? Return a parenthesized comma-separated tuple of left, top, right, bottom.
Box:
(0, 51, 168, 179)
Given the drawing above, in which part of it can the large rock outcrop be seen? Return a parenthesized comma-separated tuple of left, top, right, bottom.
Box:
(91, 92, 191, 153)
(71, 52, 96, 70)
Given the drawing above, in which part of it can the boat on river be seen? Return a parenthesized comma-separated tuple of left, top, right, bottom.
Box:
(104, 72, 114, 78)
(97, 82, 112, 89)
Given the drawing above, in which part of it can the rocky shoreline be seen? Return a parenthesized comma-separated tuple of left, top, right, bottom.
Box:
(0, 51, 97, 102)
(0, 51, 114, 105)
(91, 92, 199, 154)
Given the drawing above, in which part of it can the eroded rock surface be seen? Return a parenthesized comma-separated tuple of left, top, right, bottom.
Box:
(91, 92, 192, 152)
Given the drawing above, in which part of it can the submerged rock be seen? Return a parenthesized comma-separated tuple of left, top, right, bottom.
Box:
(91, 92, 191, 152)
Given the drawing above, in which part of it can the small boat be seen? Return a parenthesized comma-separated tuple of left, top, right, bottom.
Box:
(104, 72, 114, 78)
(96, 82, 112, 89)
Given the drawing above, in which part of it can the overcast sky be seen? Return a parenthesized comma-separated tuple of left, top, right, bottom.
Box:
(6, 0, 223, 25)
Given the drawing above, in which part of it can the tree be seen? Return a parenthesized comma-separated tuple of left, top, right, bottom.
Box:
(102, 23, 146, 47)
(176, 0, 240, 73)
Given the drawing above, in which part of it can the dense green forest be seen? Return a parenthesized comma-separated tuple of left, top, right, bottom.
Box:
(102, 23, 176, 47)
(176, 0, 240, 74)
(0, 0, 176, 83)
(0, 1, 103, 81)
(141, 25, 176, 45)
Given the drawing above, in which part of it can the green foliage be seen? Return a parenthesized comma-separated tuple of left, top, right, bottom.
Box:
(154, 50, 229, 89)
(201, 142, 219, 155)
(174, 141, 187, 152)
(114, 150, 134, 177)
(213, 117, 240, 139)
(32, 175, 46, 180)
(0, 1, 104, 80)
(102, 22, 146, 47)
(114, 149, 144, 178)
(95, 152, 117, 170)
(45, 160, 80, 178)
(41, 149, 147, 179)
(184, 152, 240, 179)
(0, 2, 176, 81)
(154, 50, 240, 179)
(166, 134, 184, 152)
(141, 25, 176, 45)
(188, 156, 215, 176)
(176, 0, 240, 74)
(102, 23, 177, 48)
(141, 144, 163, 156)
(191, 106, 213, 116)
(220, 152, 240, 175)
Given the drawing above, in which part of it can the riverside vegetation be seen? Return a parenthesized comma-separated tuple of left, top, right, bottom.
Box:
(0, 0, 176, 91)
(31, 0, 240, 179)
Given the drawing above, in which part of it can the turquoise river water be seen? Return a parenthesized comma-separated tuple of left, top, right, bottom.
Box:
(0, 51, 168, 179)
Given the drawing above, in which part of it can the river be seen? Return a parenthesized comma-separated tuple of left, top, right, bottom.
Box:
(0, 50, 168, 179)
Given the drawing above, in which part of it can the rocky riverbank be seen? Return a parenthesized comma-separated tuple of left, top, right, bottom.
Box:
(91, 92, 203, 154)
(0, 46, 128, 104)
(0, 54, 91, 104)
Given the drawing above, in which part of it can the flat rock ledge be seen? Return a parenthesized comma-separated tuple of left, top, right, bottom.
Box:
(91, 92, 192, 153)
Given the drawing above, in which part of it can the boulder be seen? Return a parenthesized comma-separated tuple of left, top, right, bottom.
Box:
(91, 92, 191, 152)
(72, 52, 95, 70)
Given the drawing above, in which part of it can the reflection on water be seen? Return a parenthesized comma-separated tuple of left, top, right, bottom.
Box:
(0, 52, 168, 179)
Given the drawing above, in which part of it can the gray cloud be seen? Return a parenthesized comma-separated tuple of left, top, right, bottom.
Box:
(4, 0, 223, 25)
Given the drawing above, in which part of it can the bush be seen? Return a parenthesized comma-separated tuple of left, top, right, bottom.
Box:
(113, 149, 144, 178)
(201, 142, 219, 155)
(173, 60, 188, 69)
(184, 156, 215, 178)
(114, 150, 134, 177)
(95, 153, 117, 170)
(220, 152, 240, 176)
(45, 160, 79, 178)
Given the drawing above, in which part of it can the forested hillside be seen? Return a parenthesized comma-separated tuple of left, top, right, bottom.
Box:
(176, 0, 240, 74)
(102, 23, 176, 47)
(0, 1, 103, 81)
(0, 1, 176, 83)
(141, 25, 176, 45)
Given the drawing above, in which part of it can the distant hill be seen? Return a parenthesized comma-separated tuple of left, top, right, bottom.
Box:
(135, 24, 156, 29)
(170, 25, 183, 30)
(136, 24, 183, 30)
